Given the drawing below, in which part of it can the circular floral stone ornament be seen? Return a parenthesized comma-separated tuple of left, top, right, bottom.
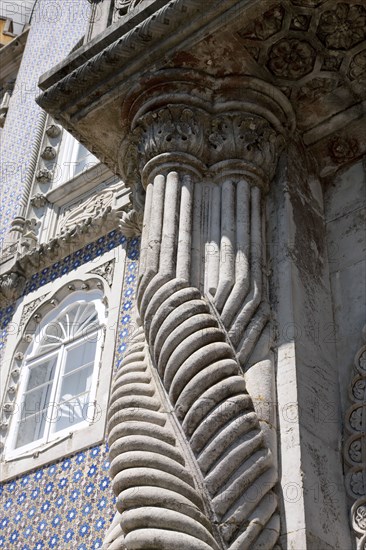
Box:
(352, 497, 366, 534)
(267, 38, 316, 79)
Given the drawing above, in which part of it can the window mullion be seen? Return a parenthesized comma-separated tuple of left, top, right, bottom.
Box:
(45, 344, 66, 441)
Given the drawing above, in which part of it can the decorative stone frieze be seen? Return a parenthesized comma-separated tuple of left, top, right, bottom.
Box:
(344, 325, 366, 548)
(57, 181, 127, 235)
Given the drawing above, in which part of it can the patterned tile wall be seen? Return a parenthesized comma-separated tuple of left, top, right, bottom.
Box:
(0, 0, 90, 253)
(0, 234, 140, 548)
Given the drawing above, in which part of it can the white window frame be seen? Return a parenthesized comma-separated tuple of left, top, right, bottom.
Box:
(0, 246, 126, 481)
(5, 291, 106, 459)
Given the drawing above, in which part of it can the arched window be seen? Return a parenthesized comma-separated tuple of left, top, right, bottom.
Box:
(7, 289, 106, 455)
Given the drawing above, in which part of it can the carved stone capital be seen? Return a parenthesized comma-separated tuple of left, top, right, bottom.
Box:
(208, 112, 285, 186)
(119, 72, 294, 193)
(126, 104, 208, 186)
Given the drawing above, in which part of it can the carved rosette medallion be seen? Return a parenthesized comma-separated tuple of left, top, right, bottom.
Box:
(329, 135, 360, 165)
(345, 328, 366, 547)
(317, 3, 366, 50)
(267, 38, 316, 79)
(349, 50, 366, 82)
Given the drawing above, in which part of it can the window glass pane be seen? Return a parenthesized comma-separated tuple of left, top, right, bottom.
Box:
(64, 339, 97, 375)
(26, 358, 56, 391)
(23, 382, 53, 415)
(54, 392, 90, 432)
(75, 305, 99, 336)
(37, 322, 64, 355)
(15, 411, 48, 448)
(12, 296, 104, 452)
(59, 365, 94, 401)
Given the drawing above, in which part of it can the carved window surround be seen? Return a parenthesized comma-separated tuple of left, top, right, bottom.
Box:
(0, 247, 126, 481)
(0, 112, 132, 293)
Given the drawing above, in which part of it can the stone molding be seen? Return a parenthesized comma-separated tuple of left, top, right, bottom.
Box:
(0, 201, 128, 307)
(36, 0, 366, 182)
(344, 324, 366, 548)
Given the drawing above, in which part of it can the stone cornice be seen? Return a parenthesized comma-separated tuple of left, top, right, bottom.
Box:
(0, 201, 133, 308)
(37, 0, 245, 108)
(36, 0, 366, 181)
(36, 0, 258, 169)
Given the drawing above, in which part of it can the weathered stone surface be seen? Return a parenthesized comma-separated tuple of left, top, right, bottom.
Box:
(34, 1, 366, 548)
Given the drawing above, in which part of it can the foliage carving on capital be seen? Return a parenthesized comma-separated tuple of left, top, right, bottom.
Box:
(133, 105, 208, 168)
(208, 113, 284, 180)
(118, 208, 143, 237)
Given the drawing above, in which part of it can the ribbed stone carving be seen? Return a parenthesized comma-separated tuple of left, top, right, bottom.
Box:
(106, 74, 294, 549)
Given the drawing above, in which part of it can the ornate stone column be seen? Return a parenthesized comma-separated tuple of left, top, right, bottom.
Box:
(105, 72, 294, 549)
